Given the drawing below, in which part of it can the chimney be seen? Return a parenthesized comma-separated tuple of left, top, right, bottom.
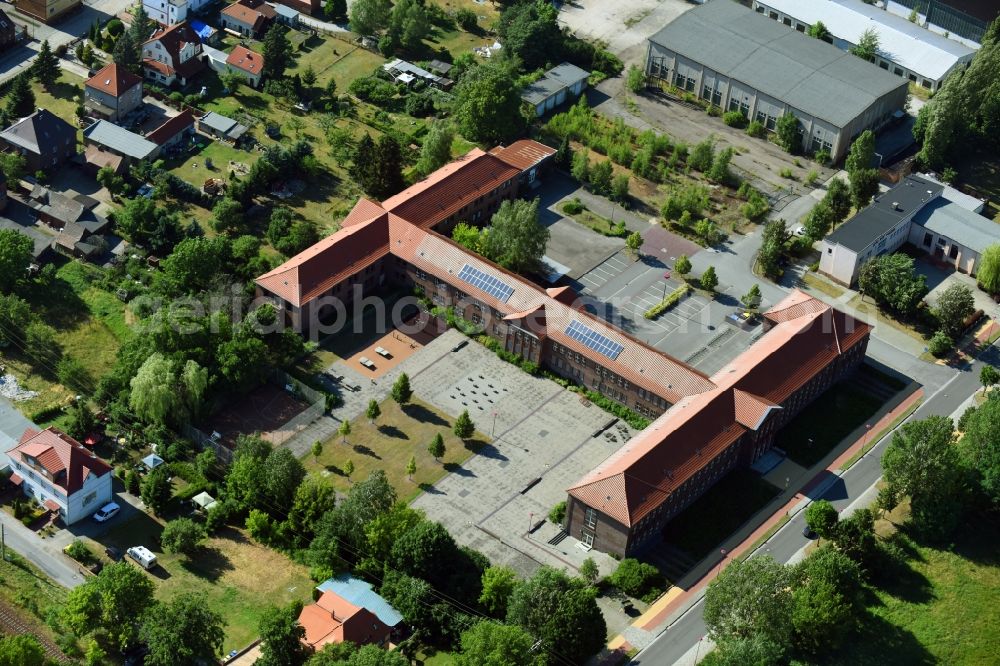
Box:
(892, 202, 900, 211)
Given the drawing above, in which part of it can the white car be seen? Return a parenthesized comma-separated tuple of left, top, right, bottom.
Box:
(793, 225, 807, 237)
(92, 502, 120, 523)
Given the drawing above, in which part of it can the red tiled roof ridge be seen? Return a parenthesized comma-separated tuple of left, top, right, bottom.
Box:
(146, 109, 194, 145)
(381, 148, 489, 211)
(85, 62, 142, 97)
(7, 427, 112, 495)
(227, 45, 263, 73)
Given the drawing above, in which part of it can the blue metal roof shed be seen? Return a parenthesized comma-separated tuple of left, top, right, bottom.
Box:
(315, 574, 403, 628)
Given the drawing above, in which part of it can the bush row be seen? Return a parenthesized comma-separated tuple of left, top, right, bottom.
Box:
(644, 283, 691, 319)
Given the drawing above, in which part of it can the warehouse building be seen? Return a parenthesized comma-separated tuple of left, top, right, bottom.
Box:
(752, 0, 975, 91)
(644, 0, 909, 161)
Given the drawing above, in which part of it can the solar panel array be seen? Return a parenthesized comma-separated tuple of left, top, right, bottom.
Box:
(565, 320, 624, 360)
(457, 264, 515, 303)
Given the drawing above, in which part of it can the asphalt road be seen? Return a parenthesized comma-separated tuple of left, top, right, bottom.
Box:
(632, 342, 998, 665)
(0, 508, 85, 589)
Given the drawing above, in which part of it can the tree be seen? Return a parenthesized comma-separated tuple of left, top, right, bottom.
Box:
(571, 148, 590, 183)
(805, 499, 839, 539)
(479, 198, 549, 273)
(830, 507, 878, 567)
(611, 172, 630, 202)
(312, 440, 323, 462)
(350, 0, 392, 35)
(845, 130, 875, 178)
(496, 0, 561, 70)
(807, 21, 830, 41)
(625, 64, 645, 93)
(160, 517, 206, 556)
(506, 566, 606, 664)
(141, 466, 172, 515)
(700, 266, 718, 292)
(457, 621, 542, 666)
(373, 135, 405, 199)
(324, 0, 347, 21)
(258, 602, 309, 666)
(707, 147, 734, 184)
(96, 165, 127, 198)
(740, 284, 762, 312)
(428, 432, 445, 462)
(579, 557, 600, 587)
(479, 565, 518, 617)
(453, 409, 475, 439)
(825, 177, 852, 223)
(343, 459, 355, 481)
(979, 244, 1000, 294)
(452, 223, 482, 253)
(301, 65, 317, 87)
(711, 635, 785, 666)
(210, 197, 245, 234)
(980, 364, 1000, 390)
(112, 30, 140, 74)
(129, 354, 182, 425)
(857, 253, 927, 316)
(262, 24, 293, 80)
(960, 394, 1000, 505)
(846, 131, 880, 208)
(625, 231, 643, 258)
(32, 40, 60, 88)
(589, 159, 613, 194)
(0, 152, 26, 182)
(883, 415, 967, 537)
(365, 502, 423, 563)
(338, 419, 351, 443)
(62, 562, 155, 650)
(453, 60, 526, 144)
(803, 199, 837, 241)
(850, 27, 880, 62)
(674, 254, 691, 277)
(5, 74, 34, 120)
(934, 283, 975, 338)
(688, 137, 715, 172)
(388, 0, 430, 52)
(0, 635, 45, 666)
(790, 547, 863, 654)
(405, 454, 416, 481)
(366, 398, 381, 425)
(775, 112, 800, 153)
(391, 372, 411, 405)
(849, 168, 880, 210)
(416, 123, 454, 176)
(141, 593, 226, 666)
(703, 555, 792, 646)
(220, 68, 245, 92)
(0, 229, 33, 292)
(266, 447, 306, 512)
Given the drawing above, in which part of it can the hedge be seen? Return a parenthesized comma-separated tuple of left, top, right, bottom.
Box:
(644, 283, 691, 319)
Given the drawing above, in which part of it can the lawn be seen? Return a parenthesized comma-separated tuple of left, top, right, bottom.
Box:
(661, 469, 781, 567)
(32, 75, 85, 133)
(566, 207, 627, 238)
(287, 36, 386, 95)
(825, 514, 1000, 666)
(88, 513, 314, 653)
(775, 369, 896, 467)
(801, 271, 845, 299)
(305, 397, 487, 502)
(162, 138, 256, 191)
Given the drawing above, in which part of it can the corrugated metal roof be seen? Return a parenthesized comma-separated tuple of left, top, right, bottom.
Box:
(649, 0, 908, 127)
(83, 120, 158, 160)
(755, 0, 975, 81)
(316, 575, 403, 627)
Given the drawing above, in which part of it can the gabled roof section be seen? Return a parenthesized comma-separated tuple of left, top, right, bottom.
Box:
(226, 44, 263, 75)
(0, 109, 76, 155)
(7, 427, 112, 495)
(490, 139, 557, 171)
(145, 22, 200, 59)
(85, 62, 142, 97)
(341, 198, 386, 228)
(381, 148, 520, 230)
(256, 210, 390, 307)
(732, 389, 780, 430)
(146, 110, 195, 145)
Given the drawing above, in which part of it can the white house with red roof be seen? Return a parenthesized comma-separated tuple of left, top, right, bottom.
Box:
(6, 427, 112, 524)
(226, 45, 265, 88)
(141, 22, 206, 87)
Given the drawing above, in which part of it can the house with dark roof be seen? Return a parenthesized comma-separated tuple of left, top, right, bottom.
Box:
(644, 0, 909, 161)
(0, 9, 20, 50)
(298, 575, 403, 651)
(219, 0, 275, 38)
(6, 427, 113, 524)
(0, 109, 76, 173)
(84, 63, 143, 122)
(141, 22, 206, 87)
(226, 44, 265, 88)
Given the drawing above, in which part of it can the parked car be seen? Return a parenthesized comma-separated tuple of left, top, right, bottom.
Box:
(105, 545, 123, 561)
(793, 225, 807, 237)
(802, 524, 818, 539)
(92, 502, 120, 522)
(127, 546, 157, 570)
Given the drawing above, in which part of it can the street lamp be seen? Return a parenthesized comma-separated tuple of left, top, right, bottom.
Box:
(491, 410, 498, 437)
(662, 270, 672, 300)
(715, 548, 727, 578)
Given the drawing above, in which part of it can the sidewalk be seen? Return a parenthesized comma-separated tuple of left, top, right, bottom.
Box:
(599, 386, 925, 661)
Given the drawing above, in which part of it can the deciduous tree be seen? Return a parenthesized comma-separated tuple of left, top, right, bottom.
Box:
(427, 432, 445, 461)
(805, 499, 839, 539)
(934, 283, 975, 338)
(141, 466, 172, 515)
(453, 60, 525, 144)
(457, 621, 542, 666)
(850, 27, 880, 62)
(700, 265, 718, 292)
(674, 254, 691, 277)
(416, 123, 454, 176)
(62, 562, 155, 650)
(479, 198, 548, 273)
(978, 244, 1000, 294)
(0, 229, 33, 292)
(366, 398, 381, 425)
(349, 0, 392, 35)
(391, 372, 411, 404)
(479, 565, 518, 617)
(141, 593, 225, 666)
(704, 555, 792, 646)
(775, 112, 800, 153)
(960, 394, 1000, 505)
(857, 253, 927, 316)
(160, 517, 206, 556)
(257, 602, 309, 666)
(0, 635, 45, 666)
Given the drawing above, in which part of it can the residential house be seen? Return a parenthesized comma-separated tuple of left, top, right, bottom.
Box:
(142, 22, 206, 87)
(274, 3, 299, 28)
(277, 0, 317, 16)
(14, 0, 79, 24)
(0, 9, 21, 49)
(22, 184, 110, 257)
(225, 44, 264, 88)
(0, 109, 76, 173)
(644, 0, 909, 161)
(521, 62, 590, 117)
(26, 184, 84, 229)
(145, 109, 195, 152)
(219, 0, 275, 38)
(6, 427, 113, 525)
(820, 174, 998, 285)
(83, 119, 159, 167)
(197, 111, 248, 142)
(84, 63, 144, 122)
(84, 145, 125, 175)
(299, 575, 403, 650)
(143, 0, 187, 25)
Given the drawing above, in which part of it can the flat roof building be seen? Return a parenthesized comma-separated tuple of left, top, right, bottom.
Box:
(645, 0, 909, 161)
(752, 0, 975, 91)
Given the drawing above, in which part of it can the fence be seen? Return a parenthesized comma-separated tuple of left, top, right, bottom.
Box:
(267, 370, 326, 445)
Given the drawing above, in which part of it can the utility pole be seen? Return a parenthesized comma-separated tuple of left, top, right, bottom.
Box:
(2, 524, 5, 562)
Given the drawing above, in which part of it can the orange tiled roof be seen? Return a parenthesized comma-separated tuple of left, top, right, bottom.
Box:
(85, 62, 142, 98)
(568, 292, 872, 526)
(490, 139, 557, 171)
(298, 591, 389, 649)
(7, 428, 112, 496)
(146, 110, 194, 145)
(222, 1, 273, 30)
(226, 45, 263, 75)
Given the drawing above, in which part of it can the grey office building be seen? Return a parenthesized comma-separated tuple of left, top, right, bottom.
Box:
(645, 0, 909, 161)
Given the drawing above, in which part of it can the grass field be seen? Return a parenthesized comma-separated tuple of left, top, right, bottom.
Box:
(567, 208, 627, 238)
(0, 552, 71, 651)
(800, 271, 845, 299)
(89, 513, 313, 653)
(32, 75, 85, 134)
(826, 514, 1000, 666)
(306, 397, 486, 502)
(775, 374, 892, 467)
(661, 469, 781, 567)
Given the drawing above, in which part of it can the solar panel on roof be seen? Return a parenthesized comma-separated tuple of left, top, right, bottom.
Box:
(565, 320, 624, 360)
(457, 264, 514, 303)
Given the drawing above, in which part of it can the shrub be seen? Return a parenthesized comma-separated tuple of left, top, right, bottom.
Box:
(105, 18, 124, 36)
(64, 540, 94, 564)
(814, 149, 831, 165)
(741, 189, 770, 221)
(455, 7, 477, 30)
(928, 330, 953, 357)
(722, 111, 747, 128)
(609, 558, 664, 600)
(562, 198, 585, 215)
(549, 501, 566, 524)
(805, 169, 819, 185)
(779, 167, 794, 179)
(746, 120, 766, 138)
(644, 283, 691, 319)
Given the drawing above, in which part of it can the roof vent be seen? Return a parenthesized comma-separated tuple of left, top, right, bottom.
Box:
(892, 202, 901, 211)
